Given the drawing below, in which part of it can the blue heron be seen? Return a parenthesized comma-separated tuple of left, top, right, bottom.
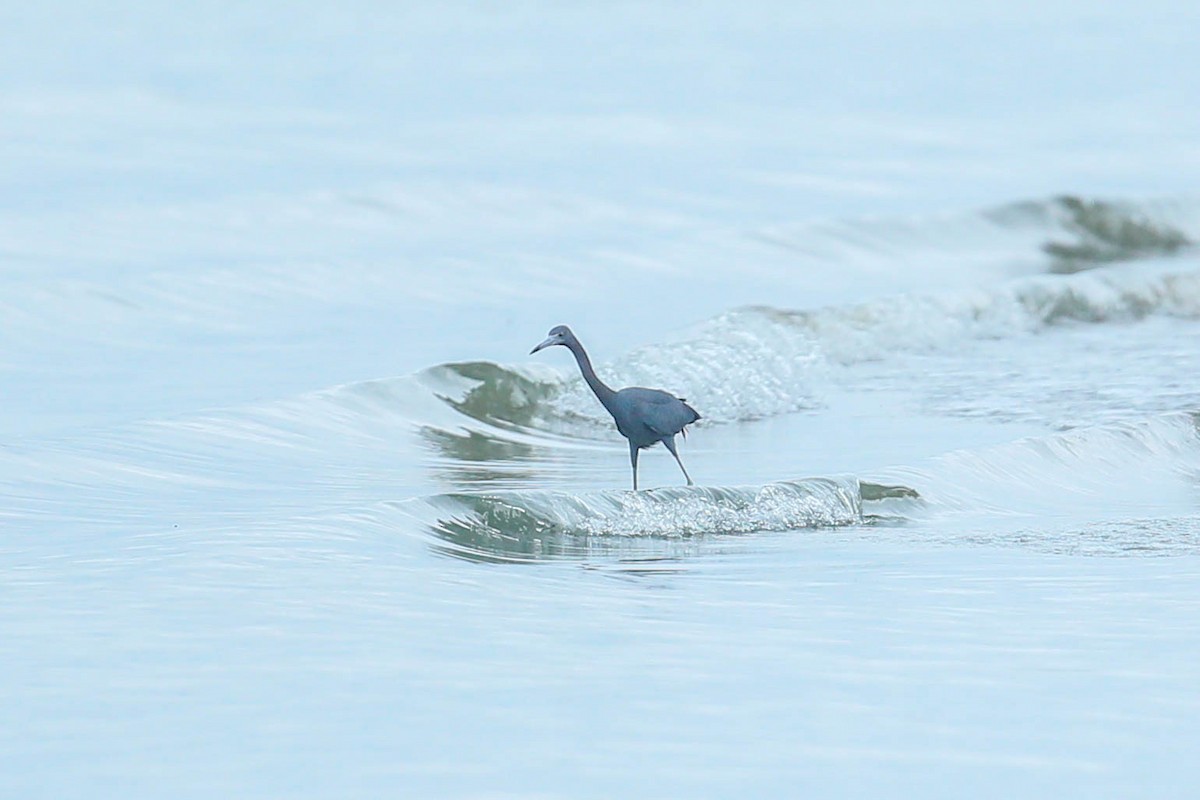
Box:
(531, 325, 700, 490)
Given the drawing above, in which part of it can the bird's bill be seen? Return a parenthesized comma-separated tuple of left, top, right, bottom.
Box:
(530, 336, 557, 354)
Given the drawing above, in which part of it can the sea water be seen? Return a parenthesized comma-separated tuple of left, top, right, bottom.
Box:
(3, 2, 1200, 797)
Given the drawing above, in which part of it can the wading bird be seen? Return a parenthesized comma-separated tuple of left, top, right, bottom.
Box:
(531, 325, 700, 490)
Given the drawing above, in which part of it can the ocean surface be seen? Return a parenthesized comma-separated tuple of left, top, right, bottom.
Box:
(3, 2, 1200, 797)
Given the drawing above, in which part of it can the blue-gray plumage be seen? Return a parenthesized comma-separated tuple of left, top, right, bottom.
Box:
(531, 325, 700, 490)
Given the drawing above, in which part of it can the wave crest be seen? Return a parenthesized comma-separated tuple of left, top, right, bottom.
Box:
(403, 476, 895, 561)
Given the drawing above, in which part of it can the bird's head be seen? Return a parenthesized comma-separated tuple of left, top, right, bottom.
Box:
(530, 324, 574, 355)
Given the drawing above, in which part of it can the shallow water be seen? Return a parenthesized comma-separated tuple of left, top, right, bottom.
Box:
(4, 3, 1200, 798)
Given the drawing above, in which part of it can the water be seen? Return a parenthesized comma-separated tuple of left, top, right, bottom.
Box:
(3, 3, 1200, 797)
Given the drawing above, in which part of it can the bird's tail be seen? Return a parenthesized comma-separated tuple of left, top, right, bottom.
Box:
(679, 399, 701, 438)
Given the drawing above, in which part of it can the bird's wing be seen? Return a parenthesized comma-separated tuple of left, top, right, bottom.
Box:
(624, 388, 700, 437)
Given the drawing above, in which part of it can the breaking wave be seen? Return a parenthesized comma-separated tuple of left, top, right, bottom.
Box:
(399, 477, 915, 561)
(412, 259, 1200, 435)
(114, 196, 1200, 446)
(1037, 195, 1193, 273)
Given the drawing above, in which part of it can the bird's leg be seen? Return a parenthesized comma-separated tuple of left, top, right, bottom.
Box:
(662, 436, 694, 486)
(629, 441, 640, 491)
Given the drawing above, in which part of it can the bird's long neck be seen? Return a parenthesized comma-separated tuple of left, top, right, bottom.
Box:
(567, 339, 618, 412)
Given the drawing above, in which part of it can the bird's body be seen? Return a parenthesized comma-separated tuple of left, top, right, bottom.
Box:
(609, 386, 697, 447)
(531, 325, 699, 490)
